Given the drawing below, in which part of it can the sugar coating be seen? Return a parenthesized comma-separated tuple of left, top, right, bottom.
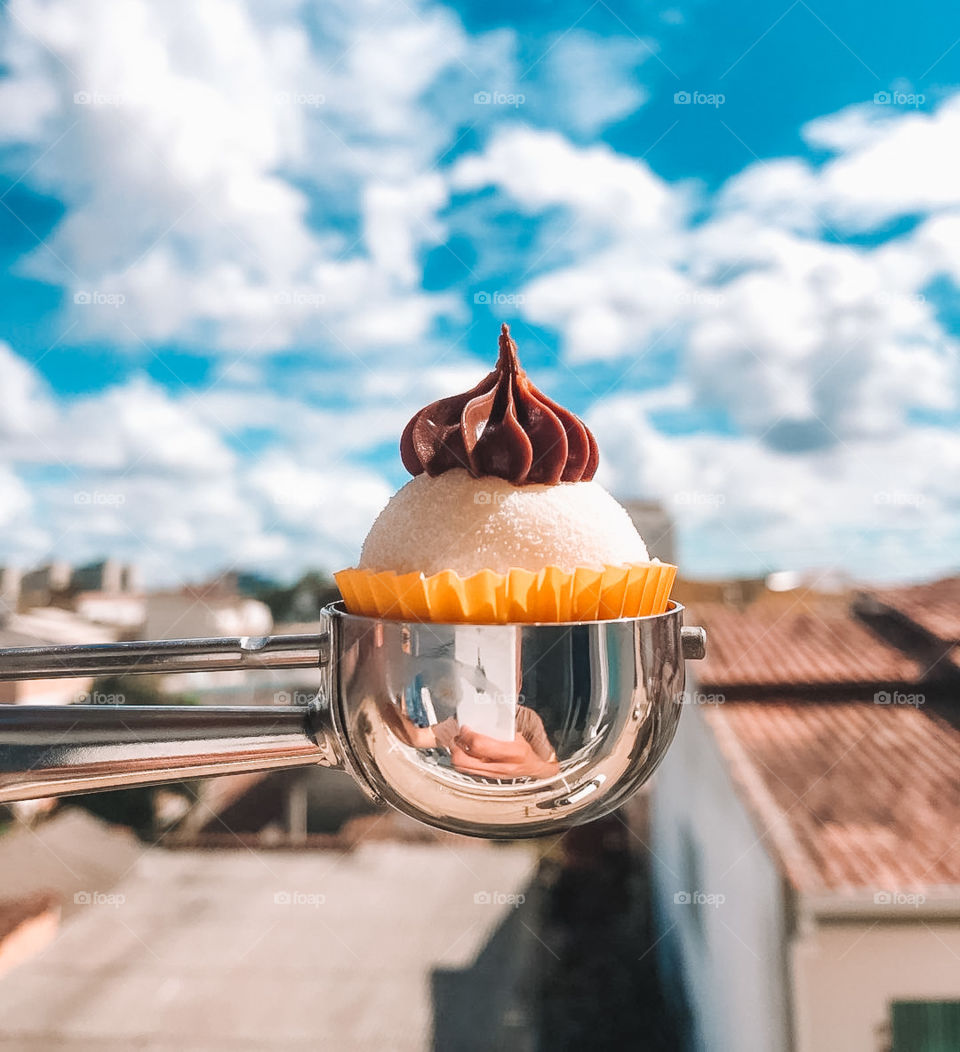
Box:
(359, 469, 650, 576)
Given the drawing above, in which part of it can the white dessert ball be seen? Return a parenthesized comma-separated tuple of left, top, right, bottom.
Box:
(359, 469, 650, 577)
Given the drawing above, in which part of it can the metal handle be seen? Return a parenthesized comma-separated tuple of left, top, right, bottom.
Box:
(0, 704, 333, 803)
(0, 632, 338, 802)
(681, 626, 706, 661)
(0, 633, 331, 681)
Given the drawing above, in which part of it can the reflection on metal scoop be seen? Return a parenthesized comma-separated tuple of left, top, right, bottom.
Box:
(0, 602, 705, 839)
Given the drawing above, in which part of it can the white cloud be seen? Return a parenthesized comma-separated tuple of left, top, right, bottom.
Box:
(59, 381, 237, 475)
(536, 32, 652, 136)
(246, 452, 390, 562)
(1, 3, 959, 586)
(0, 466, 32, 530)
(452, 114, 959, 443)
(445, 101, 960, 582)
(724, 96, 960, 234)
(0, 340, 399, 582)
(590, 394, 960, 580)
(452, 125, 681, 234)
(0, 341, 55, 437)
(683, 230, 956, 443)
(0, 0, 497, 353)
(813, 97, 960, 229)
(521, 247, 690, 362)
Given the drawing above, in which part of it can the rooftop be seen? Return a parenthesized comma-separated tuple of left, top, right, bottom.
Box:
(864, 576, 960, 645)
(0, 840, 540, 1050)
(687, 599, 922, 693)
(705, 700, 960, 894)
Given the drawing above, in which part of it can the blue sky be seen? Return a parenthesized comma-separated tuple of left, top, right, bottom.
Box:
(0, 0, 957, 585)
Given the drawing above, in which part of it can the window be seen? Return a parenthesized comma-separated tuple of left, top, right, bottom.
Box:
(891, 1000, 960, 1051)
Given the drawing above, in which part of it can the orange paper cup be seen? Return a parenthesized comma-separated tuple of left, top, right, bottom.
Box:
(334, 562, 677, 624)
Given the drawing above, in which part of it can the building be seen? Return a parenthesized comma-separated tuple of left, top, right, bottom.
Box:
(2, 559, 144, 628)
(0, 609, 120, 705)
(144, 584, 272, 642)
(73, 590, 146, 629)
(652, 581, 960, 1052)
(143, 583, 275, 696)
(622, 500, 676, 565)
(0, 825, 541, 1049)
(70, 559, 140, 595)
(18, 562, 71, 610)
(0, 568, 21, 623)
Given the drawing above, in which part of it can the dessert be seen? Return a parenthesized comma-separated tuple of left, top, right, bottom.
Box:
(336, 324, 675, 623)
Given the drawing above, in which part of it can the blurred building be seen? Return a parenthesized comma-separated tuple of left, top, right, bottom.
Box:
(73, 591, 146, 629)
(622, 500, 676, 564)
(0, 568, 21, 623)
(71, 558, 145, 629)
(143, 581, 274, 697)
(144, 583, 272, 641)
(19, 562, 71, 610)
(651, 579, 960, 1052)
(70, 559, 140, 595)
(2, 559, 145, 630)
(0, 609, 120, 705)
(0, 819, 541, 1049)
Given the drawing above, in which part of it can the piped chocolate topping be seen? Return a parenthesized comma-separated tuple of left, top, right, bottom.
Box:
(400, 323, 599, 486)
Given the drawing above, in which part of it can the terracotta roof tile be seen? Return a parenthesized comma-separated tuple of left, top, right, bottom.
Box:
(866, 576, 960, 644)
(687, 602, 922, 691)
(705, 701, 960, 893)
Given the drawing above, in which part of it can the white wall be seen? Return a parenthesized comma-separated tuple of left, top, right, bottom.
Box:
(143, 594, 272, 640)
(792, 917, 960, 1052)
(650, 703, 792, 1052)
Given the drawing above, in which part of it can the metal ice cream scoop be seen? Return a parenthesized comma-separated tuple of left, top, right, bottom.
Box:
(0, 603, 705, 839)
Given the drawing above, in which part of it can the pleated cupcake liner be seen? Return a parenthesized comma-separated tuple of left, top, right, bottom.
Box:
(334, 562, 677, 624)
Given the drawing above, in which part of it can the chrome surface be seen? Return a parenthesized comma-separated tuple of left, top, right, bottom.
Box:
(0, 704, 337, 803)
(0, 605, 704, 836)
(327, 601, 689, 838)
(0, 633, 330, 681)
(681, 626, 707, 661)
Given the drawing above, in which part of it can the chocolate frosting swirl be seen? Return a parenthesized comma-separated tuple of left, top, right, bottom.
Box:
(400, 323, 599, 486)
